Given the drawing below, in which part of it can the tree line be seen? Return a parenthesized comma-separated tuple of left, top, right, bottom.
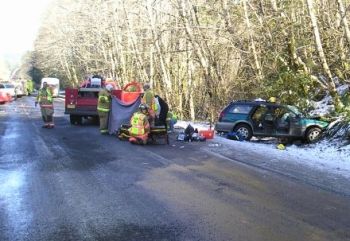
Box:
(21, 0, 350, 120)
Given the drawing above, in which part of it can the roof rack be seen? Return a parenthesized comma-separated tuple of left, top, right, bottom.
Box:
(232, 99, 267, 103)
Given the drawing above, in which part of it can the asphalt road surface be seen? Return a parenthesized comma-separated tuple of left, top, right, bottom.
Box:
(0, 97, 349, 241)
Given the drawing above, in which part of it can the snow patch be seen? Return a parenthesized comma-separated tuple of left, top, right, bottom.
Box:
(310, 95, 334, 117)
(174, 120, 350, 179)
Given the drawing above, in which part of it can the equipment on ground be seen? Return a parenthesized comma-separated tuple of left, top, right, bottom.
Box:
(277, 143, 286, 150)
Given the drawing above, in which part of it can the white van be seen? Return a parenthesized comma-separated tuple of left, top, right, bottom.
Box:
(12, 80, 26, 97)
(41, 78, 60, 97)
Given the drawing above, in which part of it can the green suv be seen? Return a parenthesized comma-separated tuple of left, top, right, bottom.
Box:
(215, 100, 328, 143)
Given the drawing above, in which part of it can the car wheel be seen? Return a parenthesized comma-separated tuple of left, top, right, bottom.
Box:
(233, 124, 253, 141)
(305, 127, 322, 143)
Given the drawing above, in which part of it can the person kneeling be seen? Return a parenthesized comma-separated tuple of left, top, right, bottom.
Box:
(128, 104, 151, 145)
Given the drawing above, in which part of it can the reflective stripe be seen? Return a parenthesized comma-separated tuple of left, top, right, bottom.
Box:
(97, 107, 110, 112)
(40, 104, 53, 108)
(100, 129, 108, 133)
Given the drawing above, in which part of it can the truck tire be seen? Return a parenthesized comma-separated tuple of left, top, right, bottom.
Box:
(70, 115, 82, 125)
(233, 124, 253, 141)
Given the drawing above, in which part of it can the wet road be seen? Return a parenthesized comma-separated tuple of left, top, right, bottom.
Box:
(0, 97, 349, 241)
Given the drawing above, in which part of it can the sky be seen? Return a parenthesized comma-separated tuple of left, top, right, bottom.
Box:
(0, 0, 53, 64)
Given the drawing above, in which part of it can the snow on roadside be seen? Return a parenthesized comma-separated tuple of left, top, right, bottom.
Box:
(309, 95, 334, 117)
(309, 84, 349, 117)
(175, 120, 350, 179)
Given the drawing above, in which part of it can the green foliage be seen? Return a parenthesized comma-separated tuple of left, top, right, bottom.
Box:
(265, 70, 320, 110)
(340, 92, 350, 120)
(342, 92, 350, 106)
(28, 67, 43, 87)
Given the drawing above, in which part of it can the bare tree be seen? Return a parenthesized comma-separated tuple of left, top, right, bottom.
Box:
(306, 0, 341, 109)
(26, 0, 349, 119)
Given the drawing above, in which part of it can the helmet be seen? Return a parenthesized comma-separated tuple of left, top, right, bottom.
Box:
(139, 103, 149, 111)
(106, 84, 114, 92)
(268, 97, 276, 103)
(277, 144, 286, 150)
(143, 82, 151, 90)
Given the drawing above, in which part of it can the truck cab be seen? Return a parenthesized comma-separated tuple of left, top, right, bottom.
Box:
(65, 87, 101, 124)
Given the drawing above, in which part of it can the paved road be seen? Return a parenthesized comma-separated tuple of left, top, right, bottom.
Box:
(0, 97, 349, 241)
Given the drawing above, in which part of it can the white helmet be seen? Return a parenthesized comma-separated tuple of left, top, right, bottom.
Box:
(106, 84, 114, 92)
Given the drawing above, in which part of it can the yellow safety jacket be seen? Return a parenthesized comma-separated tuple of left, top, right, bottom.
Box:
(129, 112, 150, 136)
(166, 112, 177, 122)
(142, 90, 158, 113)
(97, 89, 111, 112)
(37, 88, 53, 108)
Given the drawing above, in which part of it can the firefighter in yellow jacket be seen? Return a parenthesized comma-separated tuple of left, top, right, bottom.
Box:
(97, 84, 114, 134)
(128, 104, 151, 145)
(141, 83, 158, 127)
(35, 82, 54, 128)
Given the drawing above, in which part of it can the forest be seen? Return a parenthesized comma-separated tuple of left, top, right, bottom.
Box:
(20, 0, 350, 121)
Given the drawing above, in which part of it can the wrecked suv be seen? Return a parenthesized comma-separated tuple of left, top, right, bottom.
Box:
(215, 100, 328, 143)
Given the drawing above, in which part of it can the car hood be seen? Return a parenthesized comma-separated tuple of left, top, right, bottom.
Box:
(302, 118, 329, 128)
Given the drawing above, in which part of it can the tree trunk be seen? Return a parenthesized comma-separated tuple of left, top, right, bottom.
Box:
(307, 0, 333, 81)
(146, 2, 172, 98)
(243, 0, 263, 80)
(337, 0, 350, 47)
(270, 0, 278, 11)
(188, 53, 195, 121)
(306, 0, 342, 109)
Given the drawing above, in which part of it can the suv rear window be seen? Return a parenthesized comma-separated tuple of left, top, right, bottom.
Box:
(228, 104, 252, 114)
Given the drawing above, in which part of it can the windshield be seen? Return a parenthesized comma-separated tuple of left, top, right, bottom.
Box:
(287, 105, 304, 117)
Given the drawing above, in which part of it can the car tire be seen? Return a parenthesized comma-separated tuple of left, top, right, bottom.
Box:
(233, 124, 253, 141)
(305, 127, 322, 143)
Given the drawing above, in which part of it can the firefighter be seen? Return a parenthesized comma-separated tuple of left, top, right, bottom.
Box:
(97, 84, 114, 134)
(154, 94, 168, 126)
(35, 82, 54, 128)
(128, 104, 151, 145)
(141, 83, 158, 127)
(166, 111, 177, 132)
